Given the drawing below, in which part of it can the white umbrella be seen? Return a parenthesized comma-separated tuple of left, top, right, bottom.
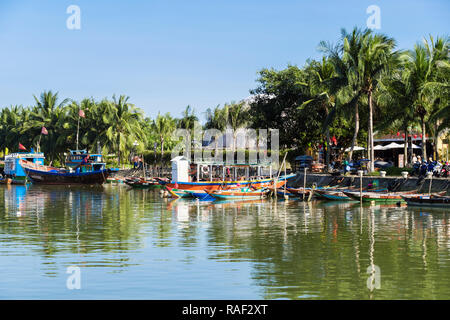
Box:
(382, 142, 403, 149)
(345, 146, 365, 152)
(374, 145, 385, 150)
(396, 143, 421, 149)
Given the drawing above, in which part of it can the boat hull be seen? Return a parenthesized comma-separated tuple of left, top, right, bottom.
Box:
(24, 168, 110, 185)
(165, 174, 294, 191)
(401, 195, 450, 207)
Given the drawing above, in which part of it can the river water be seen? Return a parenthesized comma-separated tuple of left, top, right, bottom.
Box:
(0, 184, 449, 299)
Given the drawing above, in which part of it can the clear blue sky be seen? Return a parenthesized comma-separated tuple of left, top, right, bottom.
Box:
(0, 0, 448, 120)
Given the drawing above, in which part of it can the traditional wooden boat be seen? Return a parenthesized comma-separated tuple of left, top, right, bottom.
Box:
(165, 173, 295, 191)
(124, 177, 163, 189)
(20, 159, 110, 185)
(401, 195, 450, 207)
(315, 187, 389, 201)
(315, 189, 355, 201)
(286, 187, 313, 199)
(106, 177, 124, 184)
(206, 187, 270, 200)
(343, 189, 439, 203)
(2, 151, 45, 185)
(165, 186, 195, 198)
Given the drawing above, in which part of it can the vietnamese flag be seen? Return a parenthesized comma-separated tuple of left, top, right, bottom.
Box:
(79, 109, 85, 118)
(19, 143, 26, 151)
(41, 126, 48, 135)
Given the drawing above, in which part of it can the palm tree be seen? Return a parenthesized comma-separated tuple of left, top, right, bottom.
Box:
(300, 57, 339, 167)
(179, 105, 198, 130)
(377, 69, 418, 165)
(352, 31, 399, 171)
(0, 106, 25, 153)
(153, 112, 176, 164)
(205, 105, 229, 155)
(403, 36, 449, 160)
(227, 102, 248, 152)
(22, 91, 69, 162)
(320, 28, 367, 162)
(103, 95, 145, 166)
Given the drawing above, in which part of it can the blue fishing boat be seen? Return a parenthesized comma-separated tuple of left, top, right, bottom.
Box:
(20, 150, 110, 185)
(1, 151, 45, 184)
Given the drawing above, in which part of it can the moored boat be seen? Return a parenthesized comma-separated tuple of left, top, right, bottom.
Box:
(20, 159, 110, 185)
(206, 187, 270, 200)
(165, 186, 195, 198)
(343, 190, 443, 202)
(124, 177, 163, 189)
(401, 195, 450, 207)
(2, 151, 45, 184)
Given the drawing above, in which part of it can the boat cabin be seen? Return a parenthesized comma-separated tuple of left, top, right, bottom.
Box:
(4, 152, 45, 178)
(66, 150, 106, 172)
(170, 156, 275, 183)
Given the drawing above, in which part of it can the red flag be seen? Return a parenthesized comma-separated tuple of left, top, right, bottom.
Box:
(332, 136, 337, 145)
(79, 109, 85, 118)
(41, 127, 48, 135)
(19, 143, 26, 151)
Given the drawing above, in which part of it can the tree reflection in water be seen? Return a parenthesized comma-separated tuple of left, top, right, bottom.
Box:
(0, 185, 449, 299)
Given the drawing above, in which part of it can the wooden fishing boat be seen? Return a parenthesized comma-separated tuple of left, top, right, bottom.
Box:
(343, 189, 438, 203)
(165, 173, 295, 191)
(315, 189, 355, 201)
(206, 187, 270, 200)
(124, 177, 163, 189)
(165, 186, 195, 198)
(286, 187, 313, 199)
(315, 187, 389, 201)
(20, 159, 110, 185)
(401, 195, 450, 207)
(2, 151, 45, 185)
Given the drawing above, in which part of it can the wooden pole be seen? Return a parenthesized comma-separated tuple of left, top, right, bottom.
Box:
(76, 115, 80, 150)
(428, 173, 433, 195)
(358, 170, 363, 203)
(303, 167, 307, 201)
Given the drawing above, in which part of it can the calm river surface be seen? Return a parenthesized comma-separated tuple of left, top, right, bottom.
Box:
(0, 184, 449, 299)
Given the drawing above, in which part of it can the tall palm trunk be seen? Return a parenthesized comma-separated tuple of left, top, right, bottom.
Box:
(325, 128, 331, 169)
(348, 103, 359, 162)
(433, 123, 438, 160)
(117, 133, 121, 167)
(403, 125, 408, 167)
(421, 117, 427, 161)
(160, 137, 164, 165)
(368, 90, 374, 172)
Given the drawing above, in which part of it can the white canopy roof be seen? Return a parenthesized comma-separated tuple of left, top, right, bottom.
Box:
(374, 143, 421, 150)
(381, 142, 403, 149)
(345, 146, 365, 152)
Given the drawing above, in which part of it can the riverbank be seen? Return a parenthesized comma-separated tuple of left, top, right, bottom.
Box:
(290, 173, 450, 194)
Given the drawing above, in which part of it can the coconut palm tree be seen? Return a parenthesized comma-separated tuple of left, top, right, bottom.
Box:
(319, 28, 367, 162)
(103, 95, 145, 166)
(153, 112, 176, 164)
(227, 102, 248, 152)
(178, 105, 198, 130)
(299, 57, 339, 167)
(403, 36, 449, 160)
(22, 91, 69, 162)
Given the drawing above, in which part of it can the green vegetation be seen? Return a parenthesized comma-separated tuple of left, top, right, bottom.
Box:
(1, 28, 448, 169)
